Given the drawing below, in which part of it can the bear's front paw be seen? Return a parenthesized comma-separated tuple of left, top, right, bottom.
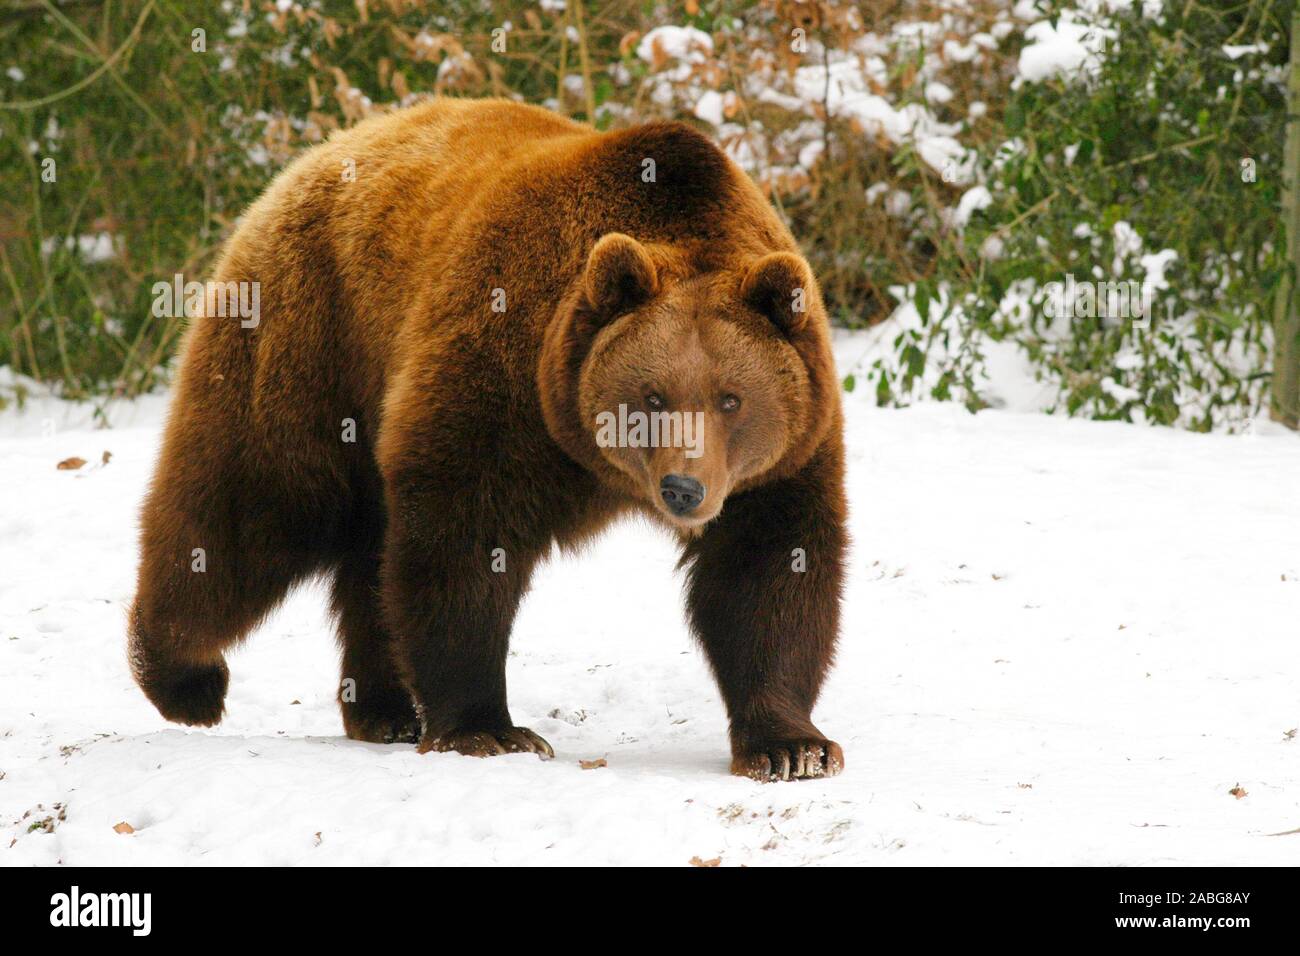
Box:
(731, 738, 844, 782)
(418, 726, 555, 759)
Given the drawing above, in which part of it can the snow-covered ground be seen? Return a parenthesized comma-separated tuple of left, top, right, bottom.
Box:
(3, 338, 1299, 866)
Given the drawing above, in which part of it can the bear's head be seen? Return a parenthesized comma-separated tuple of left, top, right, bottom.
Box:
(540, 233, 838, 531)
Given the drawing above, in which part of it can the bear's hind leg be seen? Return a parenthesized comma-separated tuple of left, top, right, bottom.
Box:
(332, 553, 420, 744)
(130, 453, 325, 726)
(129, 598, 231, 727)
(130, 513, 318, 727)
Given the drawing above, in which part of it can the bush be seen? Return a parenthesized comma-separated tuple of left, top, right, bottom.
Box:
(2, 0, 1288, 434)
(863, 0, 1290, 431)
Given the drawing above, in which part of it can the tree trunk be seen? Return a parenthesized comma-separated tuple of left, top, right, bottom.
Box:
(1272, 9, 1300, 428)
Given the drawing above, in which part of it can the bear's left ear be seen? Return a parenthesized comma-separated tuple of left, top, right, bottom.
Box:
(583, 233, 659, 318)
(741, 252, 816, 337)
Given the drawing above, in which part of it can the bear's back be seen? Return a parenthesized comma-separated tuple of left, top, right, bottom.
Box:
(186, 99, 795, 457)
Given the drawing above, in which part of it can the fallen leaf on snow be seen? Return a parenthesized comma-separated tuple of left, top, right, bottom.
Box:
(689, 856, 721, 867)
(113, 821, 135, 834)
(579, 758, 607, 770)
(1229, 784, 1248, 800)
(101, 450, 112, 465)
(57, 457, 87, 470)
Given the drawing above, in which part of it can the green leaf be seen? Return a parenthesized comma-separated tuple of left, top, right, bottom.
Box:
(1005, 98, 1025, 135)
(915, 283, 932, 322)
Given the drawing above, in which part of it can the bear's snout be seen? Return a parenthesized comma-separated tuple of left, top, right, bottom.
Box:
(660, 474, 705, 516)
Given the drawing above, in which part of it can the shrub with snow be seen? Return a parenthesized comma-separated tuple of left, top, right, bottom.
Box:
(856, 0, 1287, 432)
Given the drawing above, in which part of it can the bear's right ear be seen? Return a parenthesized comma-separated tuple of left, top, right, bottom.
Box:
(583, 233, 658, 318)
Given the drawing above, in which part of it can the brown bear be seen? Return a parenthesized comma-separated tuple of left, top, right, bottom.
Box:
(129, 97, 847, 781)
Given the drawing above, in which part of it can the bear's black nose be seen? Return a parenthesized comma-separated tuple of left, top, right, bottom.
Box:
(660, 474, 705, 516)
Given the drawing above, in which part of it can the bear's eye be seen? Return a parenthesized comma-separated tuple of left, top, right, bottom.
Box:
(645, 392, 665, 411)
(720, 394, 741, 413)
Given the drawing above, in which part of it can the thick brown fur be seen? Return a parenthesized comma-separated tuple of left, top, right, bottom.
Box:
(129, 98, 848, 781)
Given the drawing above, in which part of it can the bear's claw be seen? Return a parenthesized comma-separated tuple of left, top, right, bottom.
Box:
(731, 738, 844, 782)
(418, 726, 554, 760)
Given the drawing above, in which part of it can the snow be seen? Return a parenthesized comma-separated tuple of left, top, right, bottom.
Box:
(1018, 11, 1115, 83)
(636, 26, 713, 65)
(952, 184, 993, 228)
(790, 56, 976, 182)
(1222, 43, 1269, 60)
(3, 336, 1299, 865)
(40, 233, 118, 264)
(693, 90, 725, 126)
(924, 80, 954, 104)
